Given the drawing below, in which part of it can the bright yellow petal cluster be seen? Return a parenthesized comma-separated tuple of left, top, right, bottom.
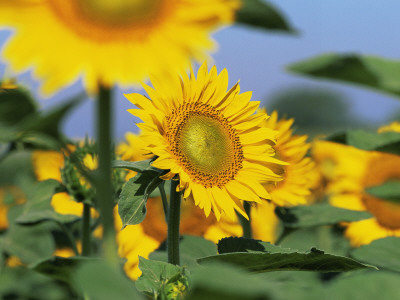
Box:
(0, 0, 240, 94)
(126, 62, 286, 221)
(261, 110, 320, 206)
(313, 134, 400, 247)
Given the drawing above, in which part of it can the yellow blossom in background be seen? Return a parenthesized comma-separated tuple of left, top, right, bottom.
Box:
(377, 121, 400, 133)
(126, 62, 286, 221)
(313, 137, 400, 247)
(32, 149, 96, 216)
(116, 132, 153, 181)
(0, 0, 240, 94)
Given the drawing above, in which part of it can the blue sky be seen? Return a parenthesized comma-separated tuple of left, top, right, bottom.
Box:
(1, 0, 400, 140)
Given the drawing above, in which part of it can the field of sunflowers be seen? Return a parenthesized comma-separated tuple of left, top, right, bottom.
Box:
(1, 1, 400, 299)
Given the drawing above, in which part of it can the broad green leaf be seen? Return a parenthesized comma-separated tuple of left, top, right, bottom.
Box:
(73, 260, 142, 300)
(1, 222, 55, 264)
(30, 256, 98, 284)
(323, 271, 400, 300)
(366, 181, 400, 203)
(218, 237, 294, 254)
(0, 150, 36, 185)
(15, 179, 80, 225)
(118, 170, 164, 228)
(351, 237, 400, 272)
(112, 159, 152, 173)
(198, 247, 375, 273)
(279, 226, 352, 257)
(0, 85, 37, 127)
(0, 266, 69, 300)
(150, 235, 218, 269)
(288, 53, 400, 98)
(236, 0, 296, 33)
(275, 204, 372, 228)
(136, 257, 187, 299)
(325, 129, 400, 155)
(186, 263, 282, 300)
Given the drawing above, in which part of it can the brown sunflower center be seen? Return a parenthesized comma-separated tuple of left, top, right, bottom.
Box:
(48, 0, 167, 41)
(165, 102, 243, 188)
(75, 0, 163, 25)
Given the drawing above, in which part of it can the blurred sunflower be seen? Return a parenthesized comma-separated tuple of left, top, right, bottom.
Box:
(313, 128, 400, 247)
(0, 0, 239, 94)
(126, 62, 286, 221)
(32, 150, 90, 216)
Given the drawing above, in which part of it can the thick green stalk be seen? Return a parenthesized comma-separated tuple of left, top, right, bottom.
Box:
(96, 84, 117, 263)
(239, 201, 253, 239)
(158, 181, 168, 222)
(167, 180, 181, 265)
(81, 203, 91, 256)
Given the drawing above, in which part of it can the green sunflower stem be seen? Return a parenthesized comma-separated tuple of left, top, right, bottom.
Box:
(167, 179, 181, 265)
(159, 181, 169, 222)
(96, 84, 117, 264)
(81, 203, 91, 256)
(239, 201, 253, 239)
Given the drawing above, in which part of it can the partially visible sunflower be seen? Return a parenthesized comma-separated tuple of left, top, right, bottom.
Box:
(313, 127, 400, 247)
(126, 62, 286, 221)
(116, 132, 153, 181)
(0, 186, 25, 230)
(32, 150, 88, 216)
(0, 0, 240, 94)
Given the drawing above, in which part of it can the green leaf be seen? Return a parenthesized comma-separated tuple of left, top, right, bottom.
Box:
(275, 204, 372, 228)
(150, 235, 218, 269)
(15, 179, 80, 225)
(198, 247, 375, 273)
(30, 256, 98, 284)
(73, 260, 142, 300)
(325, 129, 400, 155)
(118, 170, 164, 228)
(218, 237, 293, 254)
(0, 266, 69, 300)
(136, 257, 187, 298)
(351, 237, 400, 272)
(186, 263, 281, 300)
(366, 181, 400, 203)
(288, 53, 400, 99)
(0, 150, 36, 185)
(236, 0, 296, 33)
(112, 159, 152, 173)
(323, 271, 400, 300)
(0, 222, 55, 264)
(0, 85, 37, 127)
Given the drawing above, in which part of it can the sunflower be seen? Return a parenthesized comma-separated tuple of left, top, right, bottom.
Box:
(261, 110, 320, 206)
(204, 111, 320, 243)
(313, 136, 400, 247)
(126, 62, 286, 221)
(0, 0, 239, 94)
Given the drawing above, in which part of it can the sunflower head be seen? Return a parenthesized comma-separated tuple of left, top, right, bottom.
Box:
(0, 0, 240, 94)
(126, 62, 286, 221)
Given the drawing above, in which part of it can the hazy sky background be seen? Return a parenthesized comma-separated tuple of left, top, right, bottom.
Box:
(1, 0, 400, 141)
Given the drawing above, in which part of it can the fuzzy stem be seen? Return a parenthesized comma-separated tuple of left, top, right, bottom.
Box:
(81, 203, 91, 256)
(167, 180, 181, 265)
(159, 181, 169, 222)
(96, 84, 117, 263)
(239, 201, 253, 239)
